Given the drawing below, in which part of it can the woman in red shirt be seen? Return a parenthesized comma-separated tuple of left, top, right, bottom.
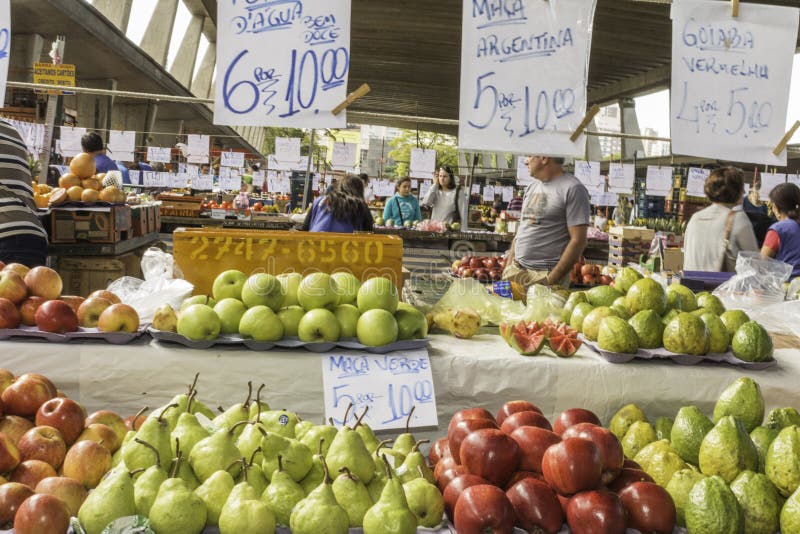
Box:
(761, 182, 800, 278)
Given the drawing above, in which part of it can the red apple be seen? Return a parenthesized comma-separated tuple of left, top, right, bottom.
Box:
(496, 400, 542, 426)
(1, 374, 55, 417)
(0, 368, 14, 393)
(18, 296, 45, 326)
(499, 410, 553, 434)
(483, 257, 498, 270)
(606, 467, 655, 493)
(454, 484, 515, 534)
(23, 266, 62, 301)
(460, 428, 520, 487)
(509, 426, 561, 472)
(447, 408, 496, 436)
(0, 415, 34, 444)
(0, 431, 21, 472)
(0, 482, 34, 526)
(35, 476, 88, 517)
(567, 489, 627, 534)
(97, 303, 140, 333)
(436, 465, 468, 492)
(13, 493, 71, 534)
(552, 408, 602, 435)
(36, 397, 86, 445)
(428, 436, 450, 466)
(489, 269, 502, 281)
(617, 481, 676, 534)
(34, 300, 79, 334)
(75, 423, 120, 453)
(504, 470, 543, 489)
(600, 275, 613, 285)
(58, 295, 85, 315)
(624, 458, 643, 470)
(124, 409, 148, 431)
(85, 410, 127, 445)
(0, 297, 20, 329)
(469, 257, 483, 270)
(87, 289, 121, 305)
(19, 373, 57, 397)
(443, 473, 488, 521)
(542, 438, 603, 495)
(580, 264, 594, 277)
(458, 267, 473, 278)
(16, 426, 66, 469)
(448, 417, 499, 464)
(0, 270, 27, 304)
(507, 477, 564, 534)
(62, 440, 112, 488)
(76, 296, 112, 328)
(10, 459, 57, 489)
(460, 255, 473, 267)
(561, 423, 624, 485)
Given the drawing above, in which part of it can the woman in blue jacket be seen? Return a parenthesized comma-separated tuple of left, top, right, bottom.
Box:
(383, 177, 421, 226)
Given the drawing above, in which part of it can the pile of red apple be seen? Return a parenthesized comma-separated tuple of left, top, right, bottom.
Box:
(429, 401, 676, 534)
(0, 261, 140, 334)
(569, 259, 612, 286)
(451, 255, 506, 282)
(0, 368, 138, 532)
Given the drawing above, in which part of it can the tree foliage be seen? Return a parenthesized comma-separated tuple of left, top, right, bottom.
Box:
(386, 129, 459, 178)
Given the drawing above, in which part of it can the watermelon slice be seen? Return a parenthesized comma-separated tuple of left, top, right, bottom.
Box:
(548, 334, 582, 357)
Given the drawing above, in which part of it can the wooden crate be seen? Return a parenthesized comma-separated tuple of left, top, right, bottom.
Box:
(150, 204, 161, 233)
(56, 257, 127, 296)
(50, 206, 131, 243)
(157, 195, 203, 218)
(130, 206, 146, 237)
(172, 228, 404, 295)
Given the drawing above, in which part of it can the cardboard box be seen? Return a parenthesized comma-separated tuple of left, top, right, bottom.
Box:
(663, 248, 684, 272)
(608, 226, 655, 241)
(50, 206, 132, 243)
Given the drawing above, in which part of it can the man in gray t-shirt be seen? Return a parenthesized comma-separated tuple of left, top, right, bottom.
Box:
(503, 156, 590, 287)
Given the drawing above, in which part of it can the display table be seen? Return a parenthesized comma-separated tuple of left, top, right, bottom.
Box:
(5, 334, 796, 440)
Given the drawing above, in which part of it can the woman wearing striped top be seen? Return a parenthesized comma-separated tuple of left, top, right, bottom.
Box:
(0, 119, 48, 267)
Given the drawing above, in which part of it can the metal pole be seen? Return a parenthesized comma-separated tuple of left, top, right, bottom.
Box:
(302, 129, 316, 210)
(38, 36, 66, 184)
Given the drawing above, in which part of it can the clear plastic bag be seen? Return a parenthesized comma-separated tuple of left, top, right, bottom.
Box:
(107, 248, 194, 323)
(432, 278, 524, 326)
(713, 251, 792, 313)
(748, 300, 800, 337)
(518, 284, 566, 324)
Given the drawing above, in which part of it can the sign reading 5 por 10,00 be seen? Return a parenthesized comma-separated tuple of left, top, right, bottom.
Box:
(215, 0, 351, 128)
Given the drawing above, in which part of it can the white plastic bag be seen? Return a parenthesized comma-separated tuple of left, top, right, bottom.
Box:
(713, 251, 792, 314)
(432, 278, 524, 326)
(107, 248, 193, 323)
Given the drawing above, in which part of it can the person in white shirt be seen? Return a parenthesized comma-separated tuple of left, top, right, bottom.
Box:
(594, 208, 608, 231)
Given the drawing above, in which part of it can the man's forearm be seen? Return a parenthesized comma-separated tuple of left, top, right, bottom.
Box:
(548, 237, 586, 284)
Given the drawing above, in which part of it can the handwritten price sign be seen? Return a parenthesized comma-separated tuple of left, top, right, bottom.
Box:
(322, 350, 438, 431)
(670, 0, 799, 165)
(215, 0, 351, 128)
(0, 1, 8, 108)
(459, 0, 596, 156)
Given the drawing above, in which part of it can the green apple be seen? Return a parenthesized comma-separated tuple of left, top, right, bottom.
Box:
(334, 304, 360, 339)
(357, 277, 399, 313)
(213, 298, 247, 335)
(331, 272, 361, 305)
(277, 305, 305, 337)
(395, 302, 428, 340)
(212, 270, 247, 301)
(177, 304, 221, 341)
(241, 273, 284, 311)
(298, 308, 341, 342)
(239, 305, 284, 342)
(357, 309, 398, 346)
(277, 272, 303, 307)
(297, 272, 339, 311)
(180, 295, 216, 311)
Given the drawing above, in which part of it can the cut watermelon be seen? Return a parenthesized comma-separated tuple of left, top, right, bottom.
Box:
(548, 334, 582, 357)
(511, 331, 546, 356)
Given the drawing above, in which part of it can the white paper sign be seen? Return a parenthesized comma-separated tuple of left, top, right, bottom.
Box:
(186, 164, 199, 175)
(107, 130, 136, 161)
(59, 126, 86, 158)
(170, 173, 188, 188)
(410, 179, 418, 189)
(187, 134, 209, 164)
(483, 185, 495, 202)
(128, 170, 141, 185)
(331, 142, 358, 171)
(147, 146, 171, 163)
(221, 151, 245, 168)
(686, 167, 710, 197)
(215, 0, 350, 128)
(459, 0, 597, 156)
(409, 148, 436, 179)
(574, 161, 602, 189)
(0, 2, 8, 107)
(420, 181, 432, 199)
(471, 184, 481, 194)
(192, 175, 214, 191)
(670, 0, 800, 165)
(275, 137, 301, 163)
(591, 191, 618, 206)
(646, 166, 674, 196)
(220, 168, 243, 191)
(502, 186, 514, 202)
(516, 156, 534, 186)
(788, 174, 800, 187)
(322, 350, 438, 431)
(760, 172, 786, 201)
(141, 171, 158, 187)
(608, 163, 636, 193)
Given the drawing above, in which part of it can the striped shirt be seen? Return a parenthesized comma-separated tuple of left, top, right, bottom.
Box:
(0, 120, 47, 241)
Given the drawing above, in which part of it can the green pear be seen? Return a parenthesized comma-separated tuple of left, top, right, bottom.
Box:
(172, 438, 201, 490)
(263, 455, 307, 526)
(148, 452, 207, 534)
(300, 438, 326, 494)
(396, 440, 434, 484)
(158, 374, 203, 431)
(363, 455, 417, 534)
(247, 383, 271, 419)
(392, 407, 417, 457)
(78, 468, 137, 534)
(354, 407, 381, 453)
(239, 452, 268, 494)
(260, 408, 300, 438)
(372, 438, 403, 471)
(132, 440, 168, 516)
(218, 490, 276, 534)
(189, 421, 247, 482)
(290, 456, 350, 534)
(171, 392, 210, 457)
(112, 429, 135, 467)
(260, 431, 312, 482)
(212, 381, 255, 438)
(367, 466, 388, 503)
(403, 470, 445, 528)
(327, 419, 375, 484)
(295, 419, 314, 440)
(195, 470, 235, 526)
(123, 404, 175, 473)
(299, 420, 338, 456)
(332, 467, 373, 527)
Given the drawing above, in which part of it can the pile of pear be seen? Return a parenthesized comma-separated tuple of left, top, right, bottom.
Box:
(77, 379, 444, 534)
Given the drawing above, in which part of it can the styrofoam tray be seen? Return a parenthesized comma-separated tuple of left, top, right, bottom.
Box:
(0, 324, 147, 345)
(580, 335, 776, 369)
(148, 327, 430, 354)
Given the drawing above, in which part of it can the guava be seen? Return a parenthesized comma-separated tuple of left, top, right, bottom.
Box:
(765, 425, 800, 497)
(685, 476, 744, 534)
(569, 302, 594, 332)
(751, 426, 780, 473)
(699, 416, 759, 484)
(696, 293, 726, 315)
(663, 313, 709, 355)
(713, 377, 764, 433)
(666, 283, 698, 312)
(621, 420, 658, 459)
(587, 285, 623, 308)
(701, 313, 731, 354)
(633, 439, 675, 472)
(628, 309, 664, 349)
(667, 468, 707, 527)
(625, 277, 667, 315)
(615, 266, 643, 293)
(609, 403, 648, 440)
(730, 470, 781, 534)
(648, 451, 688, 487)
(672, 405, 715, 466)
(581, 306, 619, 341)
(720, 309, 751, 338)
(597, 316, 638, 354)
(731, 321, 773, 362)
(655, 416, 674, 441)
(766, 408, 800, 430)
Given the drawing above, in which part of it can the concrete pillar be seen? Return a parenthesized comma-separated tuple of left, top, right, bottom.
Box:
(10, 34, 45, 82)
(104, 79, 117, 143)
(169, 15, 205, 88)
(140, 0, 179, 66)
(206, 78, 217, 111)
(619, 97, 645, 160)
(191, 41, 216, 98)
(141, 101, 159, 147)
(586, 117, 603, 161)
(92, 0, 133, 34)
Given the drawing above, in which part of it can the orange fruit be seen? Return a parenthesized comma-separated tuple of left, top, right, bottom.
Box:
(58, 173, 81, 189)
(82, 178, 101, 191)
(81, 188, 99, 202)
(34, 194, 49, 208)
(66, 186, 84, 201)
(69, 153, 96, 179)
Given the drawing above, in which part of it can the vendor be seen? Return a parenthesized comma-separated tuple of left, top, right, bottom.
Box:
(761, 182, 800, 278)
(421, 166, 465, 225)
(593, 207, 608, 231)
(683, 166, 758, 272)
(80, 131, 118, 173)
(383, 177, 421, 226)
(301, 175, 373, 233)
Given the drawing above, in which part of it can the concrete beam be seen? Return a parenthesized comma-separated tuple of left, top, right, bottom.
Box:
(191, 41, 215, 98)
(169, 14, 204, 88)
(619, 98, 645, 159)
(141, 101, 159, 147)
(140, 0, 179, 66)
(10, 34, 45, 83)
(588, 65, 671, 107)
(105, 79, 117, 142)
(92, 0, 133, 34)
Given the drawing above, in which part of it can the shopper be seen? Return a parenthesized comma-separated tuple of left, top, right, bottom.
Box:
(80, 131, 117, 173)
(421, 166, 465, 225)
(502, 155, 590, 287)
(761, 182, 800, 278)
(683, 167, 758, 272)
(383, 177, 421, 226)
(594, 207, 608, 231)
(507, 189, 524, 211)
(302, 174, 374, 233)
(0, 120, 48, 267)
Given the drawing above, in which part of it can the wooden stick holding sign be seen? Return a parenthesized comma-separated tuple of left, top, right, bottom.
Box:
(570, 105, 601, 142)
(332, 83, 371, 116)
(731, 0, 739, 17)
(773, 120, 800, 157)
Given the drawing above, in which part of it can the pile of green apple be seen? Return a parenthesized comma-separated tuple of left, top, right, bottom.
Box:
(152, 271, 428, 347)
(75, 381, 444, 534)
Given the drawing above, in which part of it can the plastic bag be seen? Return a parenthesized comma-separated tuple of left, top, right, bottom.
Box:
(748, 300, 800, 337)
(713, 251, 792, 314)
(432, 277, 524, 326)
(518, 284, 566, 324)
(107, 248, 193, 323)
